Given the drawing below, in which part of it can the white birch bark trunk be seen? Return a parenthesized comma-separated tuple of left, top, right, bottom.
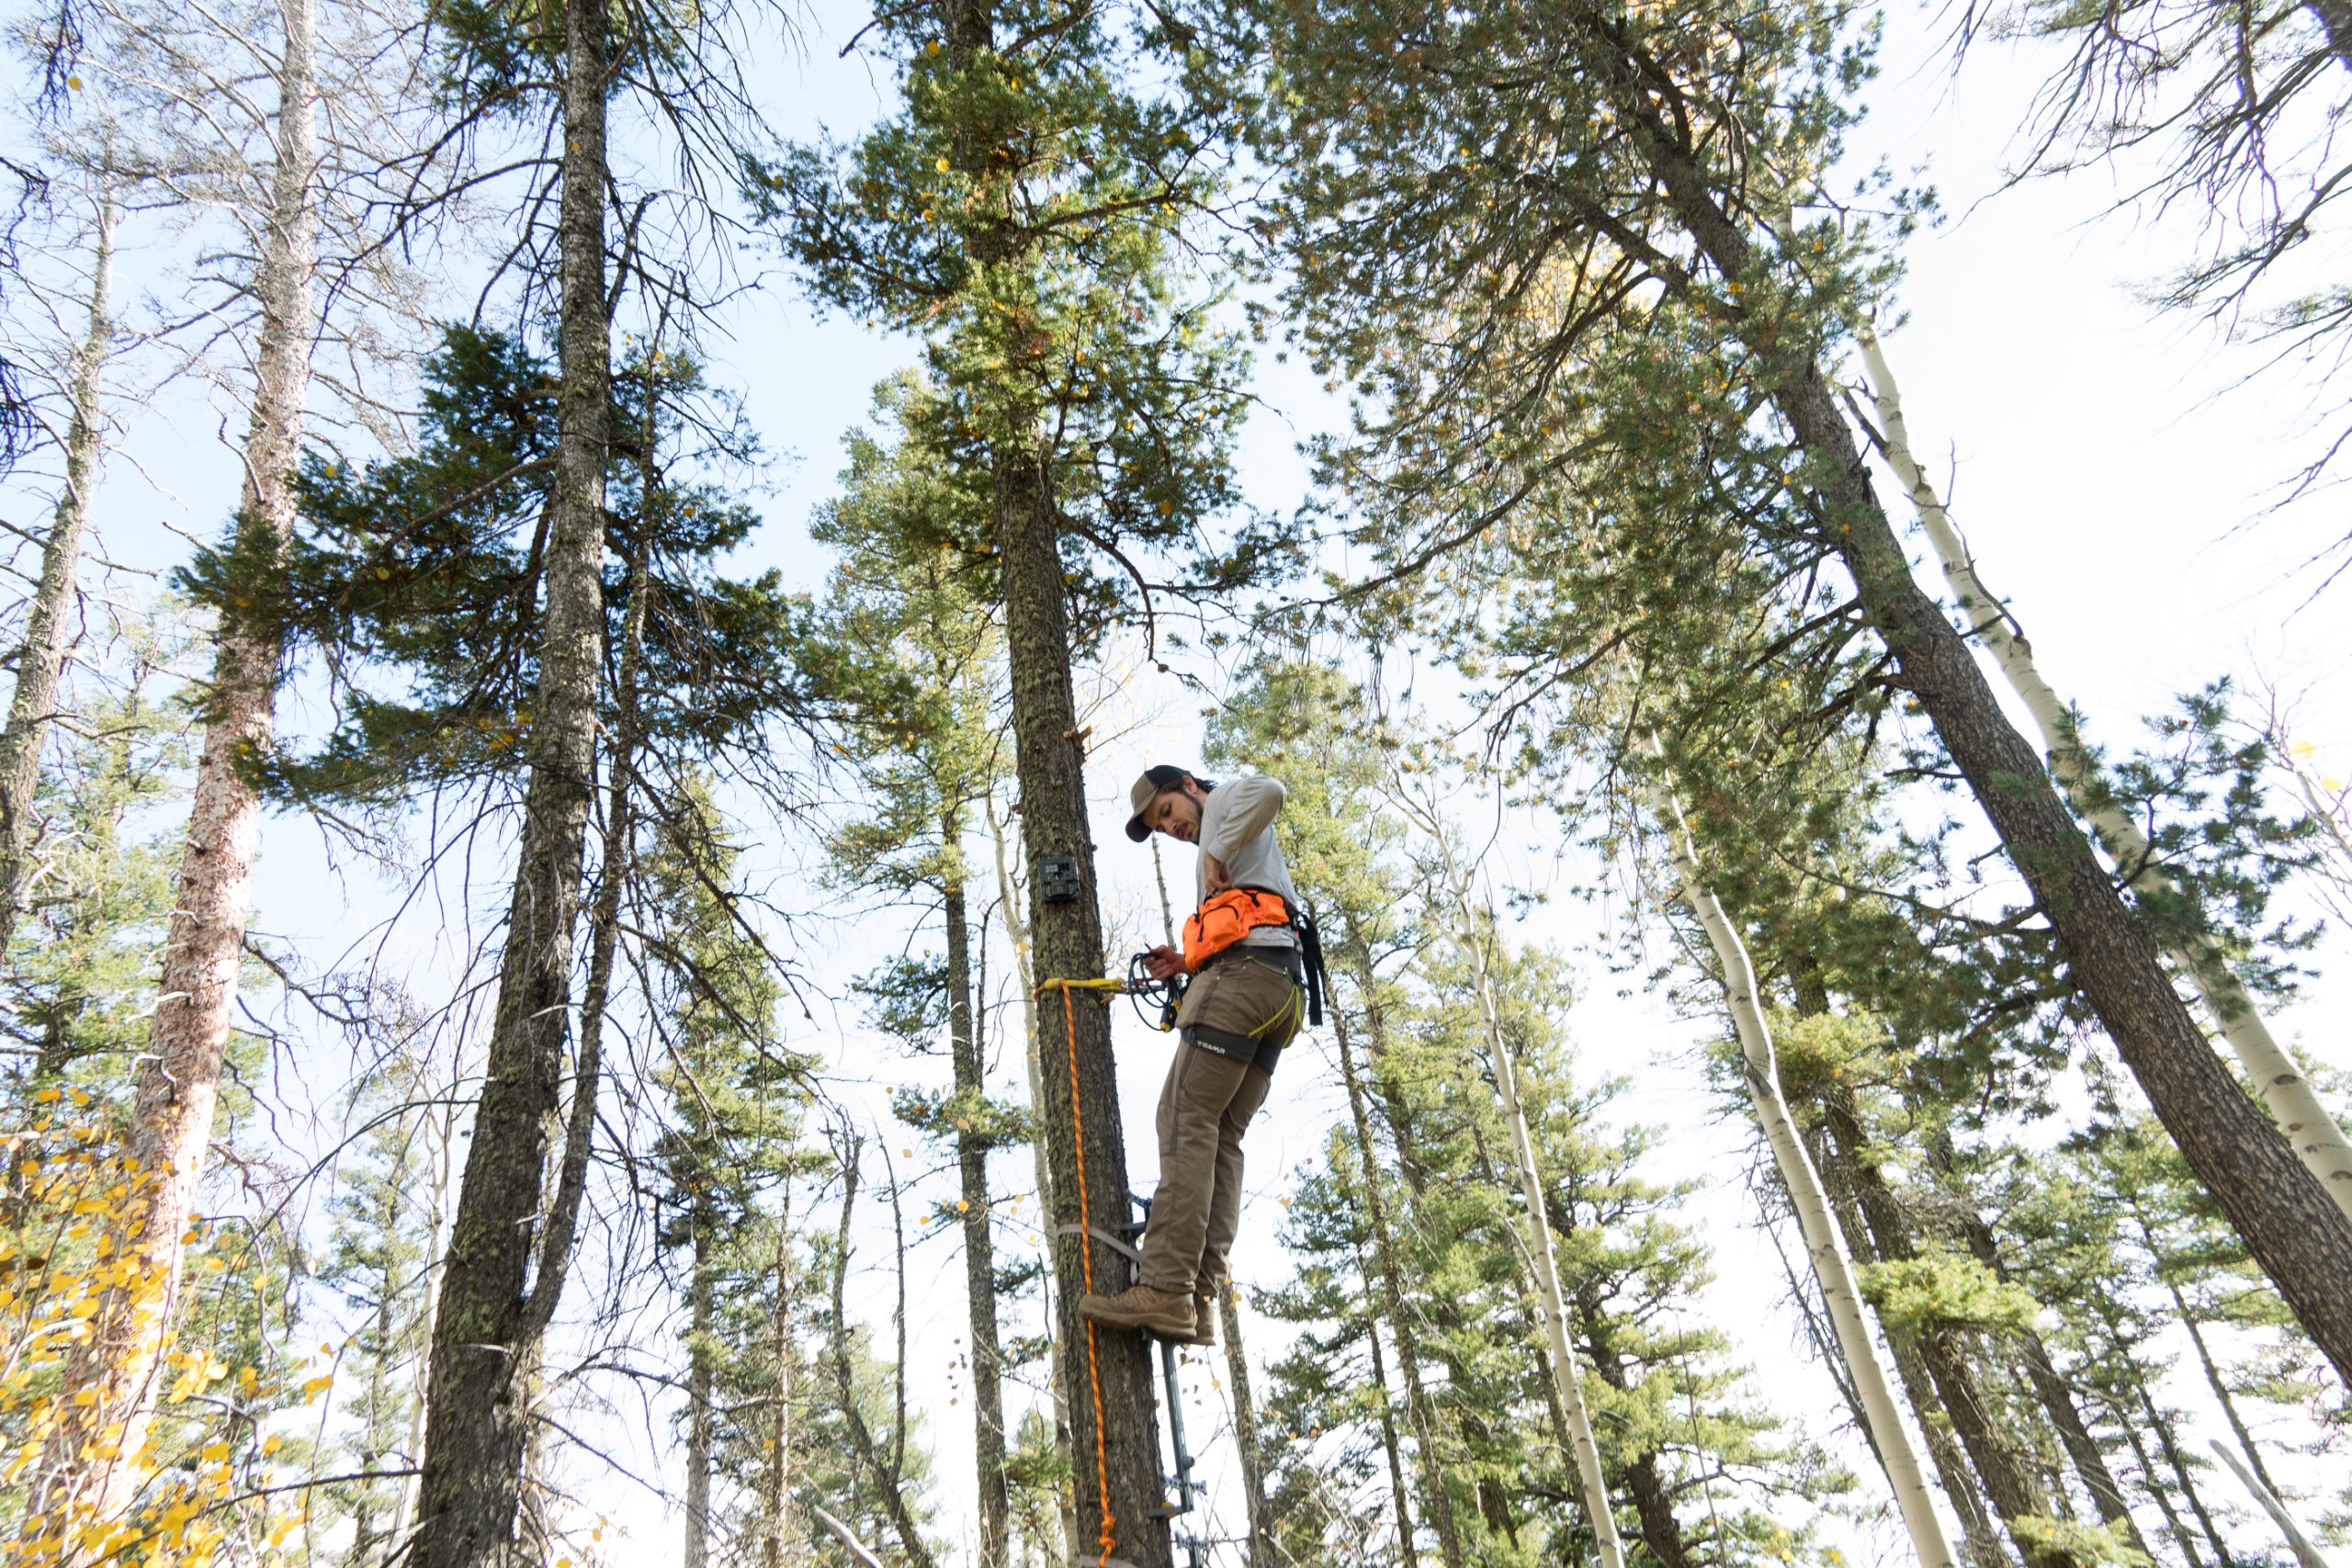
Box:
(32, 0, 317, 1529)
(0, 188, 116, 961)
(1648, 772, 1960, 1568)
(2209, 1438, 2333, 1568)
(1420, 817, 1625, 1568)
(1857, 325, 2352, 1222)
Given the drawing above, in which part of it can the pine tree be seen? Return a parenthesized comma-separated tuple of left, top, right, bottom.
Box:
(1235, 0, 2352, 1382)
(808, 373, 1029, 1567)
(242, 321, 809, 1562)
(316, 1040, 443, 1565)
(645, 783, 816, 1568)
(754, 4, 1274, 1551)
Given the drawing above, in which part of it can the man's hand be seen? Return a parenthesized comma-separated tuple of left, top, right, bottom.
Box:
(1203, 852, 1232, 895)
(1142, 944, 1185, 981)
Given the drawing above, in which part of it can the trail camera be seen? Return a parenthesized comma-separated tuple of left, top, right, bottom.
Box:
(1038, 858, 1082, 904)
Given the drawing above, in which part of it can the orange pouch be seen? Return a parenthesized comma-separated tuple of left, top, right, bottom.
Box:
(1182, 888, 1293, 973)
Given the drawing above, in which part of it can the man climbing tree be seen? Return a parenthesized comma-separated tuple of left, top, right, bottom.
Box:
(1086, 766, 1312, 1342)
(755, 0, 1274, 1554)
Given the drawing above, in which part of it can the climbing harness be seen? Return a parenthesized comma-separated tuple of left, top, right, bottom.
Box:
(1164, 888, 1331, 1030)
(1180, 887, 1295, 970)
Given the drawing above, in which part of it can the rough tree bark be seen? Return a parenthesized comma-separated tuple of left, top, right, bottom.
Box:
(1859, 326, 2352, 1224)
(1599, 31, 2352, 1384)
(29, 0, 316, 1526)
(945, 838, 1012, 1568)
(0, 188, 113, 959)
(989, 788, 1079, 1560)
(1651, 777, 1962, 1568)
(994, 445, 1169, 1568)
(407, 0, 612, 1551)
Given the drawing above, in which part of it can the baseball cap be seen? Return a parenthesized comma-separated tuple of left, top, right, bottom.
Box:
(1125, 764, 1193, 842)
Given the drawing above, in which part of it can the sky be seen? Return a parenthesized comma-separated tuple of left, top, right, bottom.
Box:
(7, 0, 2352, 1560)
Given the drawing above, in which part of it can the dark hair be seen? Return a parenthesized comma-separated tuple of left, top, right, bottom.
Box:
(1145, 764, 1217, 793)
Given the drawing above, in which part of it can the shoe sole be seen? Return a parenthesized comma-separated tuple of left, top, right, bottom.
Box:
(1079, 1306, 1196, 1337)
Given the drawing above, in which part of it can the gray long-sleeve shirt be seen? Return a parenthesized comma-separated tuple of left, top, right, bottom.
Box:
(1196, 775, 1298, 951)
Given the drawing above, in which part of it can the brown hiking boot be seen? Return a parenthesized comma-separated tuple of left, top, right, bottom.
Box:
(1170, 1294, 1219, 1348)
(1078, 1285, 1196, 1337)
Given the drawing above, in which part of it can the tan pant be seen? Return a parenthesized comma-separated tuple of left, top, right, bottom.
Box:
(1139, 952, 1303, 1295)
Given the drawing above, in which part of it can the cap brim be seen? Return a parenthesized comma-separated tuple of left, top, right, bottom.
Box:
(1124, 814, 1151, 843)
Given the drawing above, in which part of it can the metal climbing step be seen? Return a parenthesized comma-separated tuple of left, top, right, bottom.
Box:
(1122, 1191, 1209, 1566)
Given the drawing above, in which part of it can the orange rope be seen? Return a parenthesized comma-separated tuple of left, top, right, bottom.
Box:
(1047, 979, 1120, 1567)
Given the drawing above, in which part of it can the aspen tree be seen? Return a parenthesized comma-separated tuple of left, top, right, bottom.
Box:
(1392, 778, 1626, 1568)
(30, 0, 321, 1526)
(1857, 325, 2352, 1222)
(1647, 772, 1962, 1568)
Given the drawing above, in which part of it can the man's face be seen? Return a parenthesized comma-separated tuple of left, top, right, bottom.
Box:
(1146, 782, 1204, 843)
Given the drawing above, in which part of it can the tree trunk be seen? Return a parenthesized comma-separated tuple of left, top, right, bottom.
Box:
(946, 848, 1012, 1568)
(1566, 1287, 1692, 1568)
(1806, 1120, 2008, 1568)
(1816, 1090, 2068, 1568)
(1858, 327, 2352, 1224)
(1213, 1288, 1280, 1568)
(2152, 1262, 2279, 1503)
(1330, 919, 1463, 1568)
(2207, 1439, 2330, 1568)
(686, 1223, 715, 1568)
(2134, 1380, 2234, 1567)
(2112, 1412, 2203, 1568)
(1358, 1300, 1420, 1568)
(1419, 819, 1625, 1568)
(1650, 777, 1962, 1568)
(831, 1150, 940, 1568)
(30, 4, 316, 1527)
(0, 188, 114, 960)
(988, 787, 1079, 1561)
(1925, 1137, 2153, 1559)
(1603, 48, 2352, 1384)
(763, 1179, 799, 1568)
(408, 0, 611, 1550)
(992, 443, 1169, 1568)
(398, 1074, 461, 1549)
